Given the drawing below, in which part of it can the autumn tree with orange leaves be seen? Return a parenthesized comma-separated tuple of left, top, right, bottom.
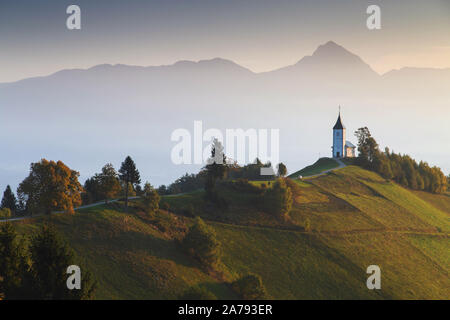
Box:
(17, 159, 83, 215)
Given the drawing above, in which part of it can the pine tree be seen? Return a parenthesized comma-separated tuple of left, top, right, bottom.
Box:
(28, 224, 96, 299)
(118, 156, 141, 208)
(1, 185, 17, 213)
(0, 222, 26, 299)
(204, 139, 227, 202)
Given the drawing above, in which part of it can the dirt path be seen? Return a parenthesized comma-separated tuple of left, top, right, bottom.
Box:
(0, 196, 140, 222)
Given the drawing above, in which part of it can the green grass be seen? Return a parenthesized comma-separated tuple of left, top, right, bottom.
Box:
(319, 232, 449, 299)
(11, 164, 450, 300)
(248, 180, 274, 188)
(289, 157, 339, 178)
(15, 203, 236, 299)
(213, 222, 379, 299)
(412, 191, 450, 215)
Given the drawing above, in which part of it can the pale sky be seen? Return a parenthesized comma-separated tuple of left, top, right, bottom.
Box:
(1, 0, 449, 82)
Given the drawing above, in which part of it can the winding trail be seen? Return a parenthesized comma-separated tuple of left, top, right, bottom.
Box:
(0, 196, 140, 223)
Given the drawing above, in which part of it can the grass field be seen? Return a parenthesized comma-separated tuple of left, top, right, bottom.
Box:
(288, 158, 339, 178)
(12, 164, 450, 299)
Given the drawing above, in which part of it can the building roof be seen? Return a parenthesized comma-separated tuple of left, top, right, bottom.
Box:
(345, 140, 356, 148)
(333, 112, 346, 130)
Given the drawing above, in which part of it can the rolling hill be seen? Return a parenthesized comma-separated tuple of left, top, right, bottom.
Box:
(12, 165, 450, 299)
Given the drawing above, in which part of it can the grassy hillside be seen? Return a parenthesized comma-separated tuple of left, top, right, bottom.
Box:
(288, 157, 339, 178)
(12, 165, 449, 299)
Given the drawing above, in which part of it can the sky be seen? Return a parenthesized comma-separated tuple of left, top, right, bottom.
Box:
(1, 0, 450, 83)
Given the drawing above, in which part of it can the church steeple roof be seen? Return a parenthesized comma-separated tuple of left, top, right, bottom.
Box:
(333, 109, 345, 130)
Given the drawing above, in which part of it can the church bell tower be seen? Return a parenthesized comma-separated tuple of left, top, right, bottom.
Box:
(332, 108, 346, 158)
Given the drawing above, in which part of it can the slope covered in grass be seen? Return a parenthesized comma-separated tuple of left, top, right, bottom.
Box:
(11, 164, 449, 299)
(15, 204, 236, 299)
(288, 157, 339, 178)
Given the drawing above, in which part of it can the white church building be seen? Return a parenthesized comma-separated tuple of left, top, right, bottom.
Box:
(332, 111, 356, 158)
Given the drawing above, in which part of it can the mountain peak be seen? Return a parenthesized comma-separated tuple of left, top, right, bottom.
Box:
(312, 41, 356, 59)
(172, 57, 253, 74)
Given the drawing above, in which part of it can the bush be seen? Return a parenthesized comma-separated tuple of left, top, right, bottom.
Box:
(179, 285, 217, 300)
(142, 182, 160, 214)
(304, 218, 311, 232)
(182, 204, 195, 218)
(0, 208, 11, 220)
(232, 274, 268, 300)
(161, 202, 170, 211)
(261, 179, 293, 219)
(225, 179, 263, 194)
(182, 217, 221, 269)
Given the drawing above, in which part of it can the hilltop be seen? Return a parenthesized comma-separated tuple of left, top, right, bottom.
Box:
(13, 165, 450, 299)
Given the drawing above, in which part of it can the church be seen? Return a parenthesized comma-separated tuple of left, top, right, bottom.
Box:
(332, 110, 356, 158)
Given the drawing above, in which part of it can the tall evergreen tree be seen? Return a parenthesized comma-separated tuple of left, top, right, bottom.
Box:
(204, 139, 227, 202)
(0, 222, 26, 299)
(28, 224, 96, 299)
(118, 156, 141, 208)
(1, 185, 17, 213)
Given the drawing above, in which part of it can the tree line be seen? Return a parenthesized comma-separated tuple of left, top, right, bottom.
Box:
(0, 156, 144, 219)
(355, 127, 448, 193)
(157, 139, 287, 196)
(0, 222, 95, 299)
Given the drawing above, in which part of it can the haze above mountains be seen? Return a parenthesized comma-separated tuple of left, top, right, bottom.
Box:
(1, 41, 449, 188)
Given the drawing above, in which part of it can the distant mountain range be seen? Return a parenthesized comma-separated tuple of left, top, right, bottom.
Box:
(1, 40, 449, 189)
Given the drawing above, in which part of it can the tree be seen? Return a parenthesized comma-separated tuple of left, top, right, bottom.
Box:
(232, 274, 268, 300)
(96, 163, 121, 203)
(0, 222, 26, 299)
(1, 185, 17, 213)
(142, 182, 160, 214)
(354, 127, 379, 168)
(135, 184, 143, 196)
(204, 139, 228, 202)
(0, 223, 96, 300)
(17, 159, 83, 215)
(157, 185, 169, 195)
(277, 163, 287, 177)
(118, 156, 141, 208)
(82, 177, 101, 204)
(182, 217, 221, 269)
(28, 224, 96, 299)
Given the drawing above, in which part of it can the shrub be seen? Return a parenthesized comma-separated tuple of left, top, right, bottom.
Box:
(232, 274, 268, 300)
(142, 182, 160, 214)
(261, 179, 293, 219)
(179, 285, 217, 300)
(161, 202, 170, 211)
(182, 217, 221, 269)
(182, 204, 195, 217)
(0, 208, 11, 220)
(304, 218, 311, 232)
